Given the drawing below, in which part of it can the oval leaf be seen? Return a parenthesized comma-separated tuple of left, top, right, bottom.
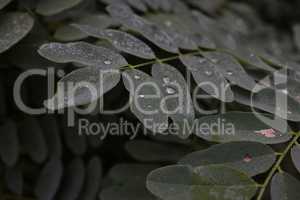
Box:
(72, 26, 156, 59)
(0, 119, 19, 166)
(107, 4, 178, 53)
(57, 158, 85, 200)
(0, 0, 11, 9)
(122, 69, 168, 133)
(179, 141, 276, 176)
(18, 117, 48, 163)
(0, 12, 34, 53)
(5, 166, 23, 195)
(147, 165, 257, 200)
(271, 172, 300, 200)
(45, 67, 121, 110)
(78, 157, 102, 200)
(35, 158, 63, 200)
(195, 112, 291, 144)
(38, 42, 128, 69)
(203, 51, 256, 91)
(152, 63, 195, 138)
(233, 87, 300, 122)
(291, 146, 300, 174)
(36, 0, 84, 16)
(39, 115, 62, 158)
(180, 55, 234, 102)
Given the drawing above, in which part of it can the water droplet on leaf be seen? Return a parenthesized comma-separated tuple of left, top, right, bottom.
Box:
(104, 60, 112, 65)
(166, 87, 176, 95)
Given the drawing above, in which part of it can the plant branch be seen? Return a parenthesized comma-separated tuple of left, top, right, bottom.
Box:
(256, 132, 300, 200)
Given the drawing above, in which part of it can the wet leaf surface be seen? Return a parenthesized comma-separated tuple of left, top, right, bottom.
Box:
(38, 42, 128, 69)
(147, 165, 257, 200)
(71, 26, 156, 59)
(179, 141, 276, 176)
(0, 12, 34, 53)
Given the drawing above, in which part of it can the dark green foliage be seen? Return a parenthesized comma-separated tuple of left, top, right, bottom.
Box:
(1, 0, 300, 200)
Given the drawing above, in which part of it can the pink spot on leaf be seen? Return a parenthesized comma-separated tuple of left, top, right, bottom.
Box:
(255, 128, 276, 138)
(243, 154, 252, 162)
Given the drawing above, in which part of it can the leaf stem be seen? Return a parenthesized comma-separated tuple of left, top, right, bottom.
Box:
(256, 133, 300, 200)
(120, 49, 202, 70)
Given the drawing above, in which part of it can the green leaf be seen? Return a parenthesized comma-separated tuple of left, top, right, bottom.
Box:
(60, 114, 87, 156)
(203, 51, 256, 91)
(122, 69, 168, 133)
(125, 0, 148, 12)
(152, 63, 195, 138)
(180, 55, 234, 102)
(39, 115, 62, 159)
(0, 119, 19, 167)
(0, 0, 11, 9)
(54, 14, 117, 41)
(18, 117, 48, 163)
(293, 24, 300, 51)
(125, 140, 189, 162)
(186, 0, 225, 13)
(233, 87, 300, 121)
(38, 42, 128, 69)
(0, 12, 34, 53)
(179, 141, 276, 176)
(271, 172, 300, 200)
(78, 157, 102, 200)
(45, 67, 121, 110)
(57, 158, 85, 200)
(36, 0, 84, 16)
(5, 166, 23, 195)
(71, 26, 156, 59)
(195, 112, 291, 144)
(107, 3, 178, 53)
(34, 158, 63, 200)
(291, 146, 300, 174)
(147, 165, 257, 200)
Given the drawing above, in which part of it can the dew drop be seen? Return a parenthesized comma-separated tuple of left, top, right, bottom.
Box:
(166, 87, 176, 95)
(243, 154, 252, 163)
(104, 60, 112, 65)
(165, 20, 172, 27)
(204, 70, 213, 76)
(211, 58, 218, 63)
(280, 89, 288, 95)
(226, 71, 233, 76)
(134, 75, 141, 80)
(198, 58, 206, 64)
(163, 76, 171, 84)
